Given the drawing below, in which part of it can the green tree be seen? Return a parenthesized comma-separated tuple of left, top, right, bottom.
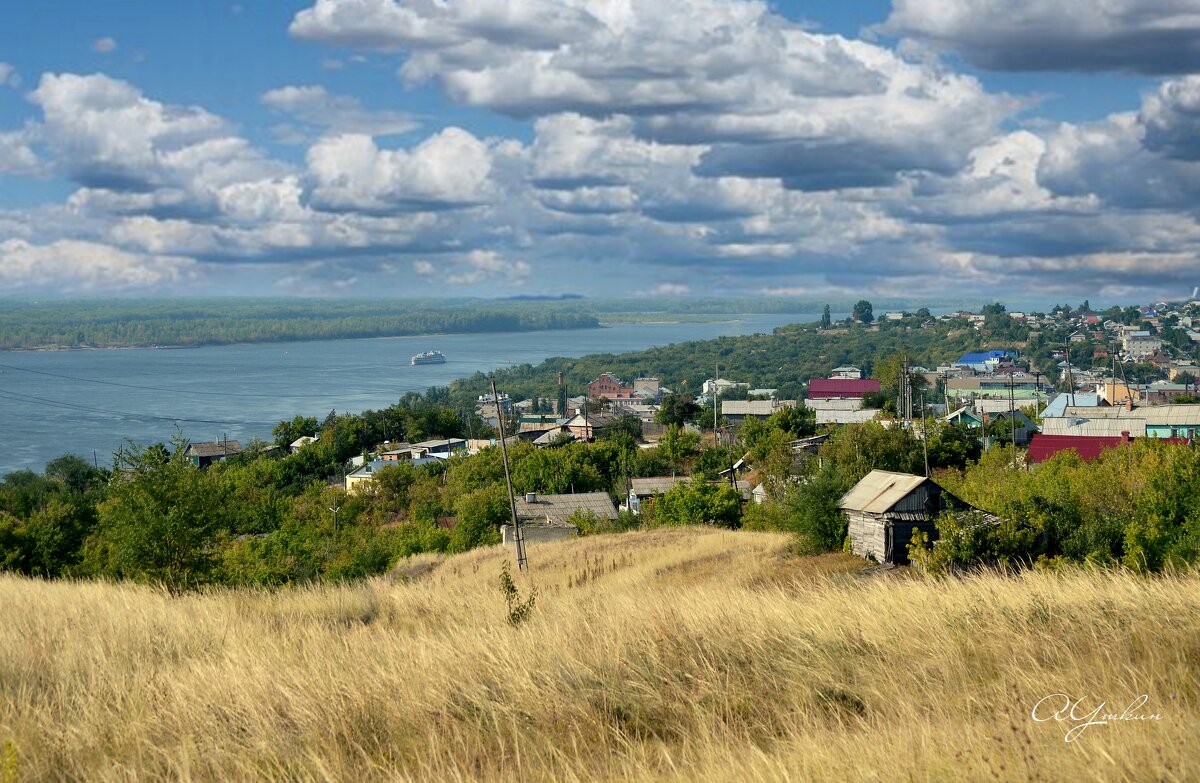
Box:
(451, 485, 507, 552)
(852, 300, 874, 324)
(821, 304, 832, 330)
(659, 425, 700, 474)
(656, 393, 700, 427)
(766, 405, 816, 439)
(651, 480, 742, 528)
(82, 440, 230, 590)
(273, 415, 319, 448)
(784, 463, 852, 553)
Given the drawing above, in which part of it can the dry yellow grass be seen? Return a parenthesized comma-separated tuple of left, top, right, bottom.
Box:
(1, 528, 1197, 782)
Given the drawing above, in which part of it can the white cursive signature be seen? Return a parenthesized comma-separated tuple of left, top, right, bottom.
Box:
(1031, 694, 1163, 742)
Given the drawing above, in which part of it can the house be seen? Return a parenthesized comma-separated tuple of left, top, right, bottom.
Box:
(562, 410, 638, 441)
(518, 413, 563, 432)
(702, 378, 750, 396)
(289, 435, 317, 454)
(1139, 382, 1198, 406)
(379, 443, 421, 461)
(839, 470, 970, 565)
(1040, 406, 1147, 437)
(830, 366, 862, 380)
(945, 400, 1038, 442)
(808, 378, 882, 400)
(410, 438, 469, 457)
(345, 459, 386, 494)
(814, 407, 881, 425)
(627, 477, 753, 514)
(1026, 433, 1135, 465)
(1144, 405, 1200, 439)
(501, 491, 619, 544)
(185, 440, 243, 468)
(1097, 381, 1140, 406)
(633, 377, 662, 393)
(955, 351, 1015, 372)
(944, 406, 983, 428)
(981, 409, 1038, 445)
(1169, 363, 1199, 382)
(587, 373, 666, 406)
(721, 399, 796, 425)
(1122, 332, 1163, 360)
(588, 373, 625, 397)
(1039, 393, 1103, 418)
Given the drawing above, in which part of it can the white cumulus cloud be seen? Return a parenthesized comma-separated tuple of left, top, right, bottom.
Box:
(306, 127, 493, 211)
(0, 239, 194, 291)
(881, 0, 1200, 74)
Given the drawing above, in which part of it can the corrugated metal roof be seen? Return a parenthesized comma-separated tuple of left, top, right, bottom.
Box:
(957, 351, 1015, 364)
(630, 477, 752, 498)
(186, 441, 243, 458)
(838, 470, 929, 514)
(1027, 434, 1131, 463)
(1061, 406, 1142, 419)
(720, 400, 796, 416)
(1040, 394, 1102, 418)
(631, 477, 684, 496)
(514, 492, 618, 525)
(1143, 405, 1200, 426)
(816, 408, 880, 425)
(1040, 417, 1146, 437)
(808, 378, 881, 399)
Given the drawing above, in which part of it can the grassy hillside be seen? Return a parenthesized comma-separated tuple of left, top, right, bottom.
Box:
(1, 528, 1196, 781)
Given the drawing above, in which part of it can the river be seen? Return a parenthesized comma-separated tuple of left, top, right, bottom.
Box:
(0, 313, 821, 475)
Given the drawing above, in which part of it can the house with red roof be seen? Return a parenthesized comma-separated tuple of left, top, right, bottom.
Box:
(1026, 433, 1134, 465)
(808, 378, 881, 400)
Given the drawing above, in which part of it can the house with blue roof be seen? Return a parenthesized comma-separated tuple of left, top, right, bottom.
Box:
(955, 350, 1017, 372)
(1040, 393, 1103, 419)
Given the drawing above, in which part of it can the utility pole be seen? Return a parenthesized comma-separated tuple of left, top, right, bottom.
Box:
(714, 362, 720, 437)
(491, 377, 527, 571)
(1008, 373, 1017, 467)
(921, 390, 930, 478)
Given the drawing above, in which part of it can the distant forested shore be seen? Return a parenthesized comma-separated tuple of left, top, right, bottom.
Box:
(0, 296, 978, 352)
(0, 299, 608, 351)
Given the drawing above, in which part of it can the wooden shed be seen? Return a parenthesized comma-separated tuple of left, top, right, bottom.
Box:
(839, 470, 964, 565)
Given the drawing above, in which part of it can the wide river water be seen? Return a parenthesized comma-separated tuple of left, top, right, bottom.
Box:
(0, 313, 819, 475)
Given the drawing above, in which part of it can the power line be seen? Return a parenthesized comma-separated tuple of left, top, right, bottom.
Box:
(0, 387, 277, 427)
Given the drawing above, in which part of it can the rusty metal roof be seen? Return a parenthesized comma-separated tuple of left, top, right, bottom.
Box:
(838, 470, 929, 514)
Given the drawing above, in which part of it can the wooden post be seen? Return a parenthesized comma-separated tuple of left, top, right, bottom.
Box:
(492, 377, 527, 571)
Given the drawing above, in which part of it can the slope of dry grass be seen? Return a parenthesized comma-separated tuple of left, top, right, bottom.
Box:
(1, 528, 1197, 782)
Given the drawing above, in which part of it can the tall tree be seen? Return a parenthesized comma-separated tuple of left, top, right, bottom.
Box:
(821, 304, 832, 330)
(82, 439, 229, 590)
(852, 300, 874, 324)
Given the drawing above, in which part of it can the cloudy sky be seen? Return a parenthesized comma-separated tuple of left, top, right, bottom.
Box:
(1, 0, 1199, 302)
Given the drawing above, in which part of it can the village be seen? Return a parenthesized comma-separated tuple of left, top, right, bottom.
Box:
(180, 297, 1198, 568)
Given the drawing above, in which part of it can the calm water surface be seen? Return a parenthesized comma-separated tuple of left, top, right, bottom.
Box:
(0, 313, 817, 475)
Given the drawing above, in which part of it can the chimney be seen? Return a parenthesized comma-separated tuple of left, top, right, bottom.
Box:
(525, 492, 537, 503)
(1125, 396, 1134, 412)
(1121, 431, 1131, 442)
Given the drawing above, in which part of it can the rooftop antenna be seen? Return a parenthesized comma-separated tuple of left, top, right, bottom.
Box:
(491, 376, 527, 571)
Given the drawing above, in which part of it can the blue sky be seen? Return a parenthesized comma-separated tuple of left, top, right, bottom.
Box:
(0, 0, 1198, 302)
